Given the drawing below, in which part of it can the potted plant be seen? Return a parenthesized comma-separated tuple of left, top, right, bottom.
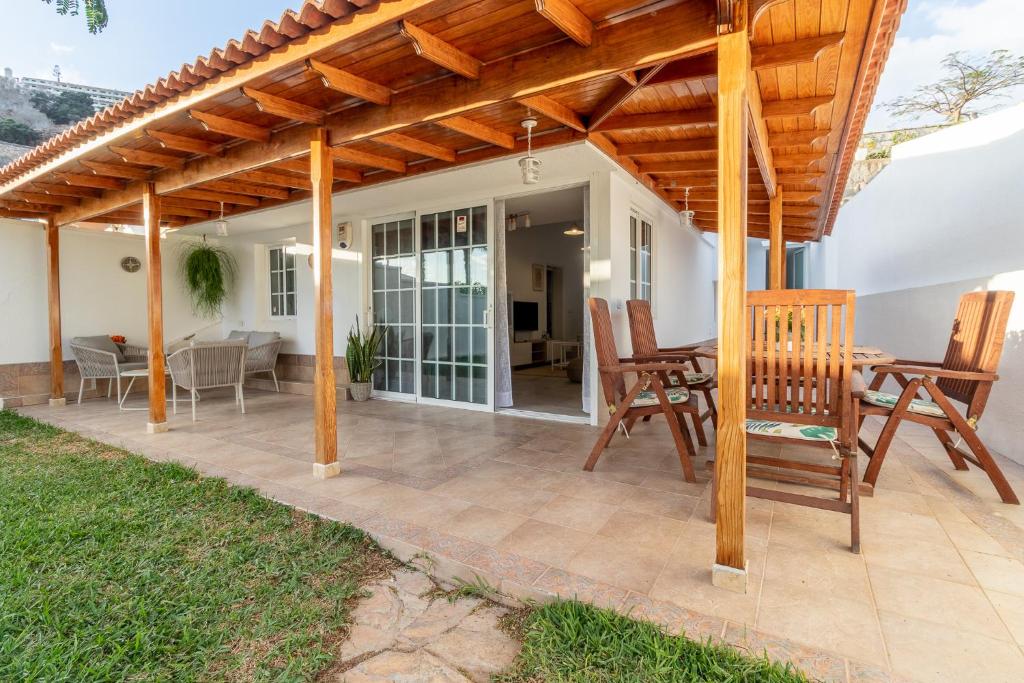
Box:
(345, 318, 386, 401)
(177, 239, 237, 317)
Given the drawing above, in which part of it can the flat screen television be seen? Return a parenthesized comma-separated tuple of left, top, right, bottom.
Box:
(513, 301, 539, 332)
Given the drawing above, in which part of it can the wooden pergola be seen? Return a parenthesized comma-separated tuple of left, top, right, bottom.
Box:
(0, 0, 904, 591)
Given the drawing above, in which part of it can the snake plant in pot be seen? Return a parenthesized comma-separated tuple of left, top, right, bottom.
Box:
(346, 318, 386, 401)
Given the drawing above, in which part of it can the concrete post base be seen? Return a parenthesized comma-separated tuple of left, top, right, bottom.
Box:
(712, 562, 749, 593)
(313, 461, 342, 480)
(146, 421, 169, 434)
(49, 397, 67, 407)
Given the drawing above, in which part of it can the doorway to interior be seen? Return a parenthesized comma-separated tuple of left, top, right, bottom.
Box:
(499, 185, 588, 420)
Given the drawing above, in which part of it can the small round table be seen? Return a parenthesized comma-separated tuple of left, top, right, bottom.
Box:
(118, 368, 169, 411)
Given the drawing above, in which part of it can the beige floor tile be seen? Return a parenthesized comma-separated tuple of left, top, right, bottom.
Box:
(497, 519, 592, 569)
(344, 481, 432, 513)
(961, 551, 1024, 597)
(649, 554, 761, 626)
(531, 495, 619, 534)
(567, 535, 669, 594)
(939, 519, 1010, 556)
(987, 591, 1024, 647)
(548, 474, 639, 505)
(859, 509, 949, 546)
(756, 582, 887, 666)
(867, 564, 1011, 641)
(445, 506, 528, 546)
(596, 509, 687, 555)
(767, 505, 856, 553)
(762, 541, 872, 602)
(863, 533, 975, 585)
(620, 486, 699, 521)
(879, 611, 1024, 683)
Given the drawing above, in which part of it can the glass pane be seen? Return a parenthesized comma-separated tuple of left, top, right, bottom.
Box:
(454, 208, 470, 247)
(399, 219, 414, 254)
(271, 295, 281, 317)
(385, 221, 398, 257)
(399, 256, 416, 288)
(385, 291, 399, 324)
(373, 259, 386, 290)
(454, 287, 471, 325)
(452, 249, 469, 285)
(630, 216, 637, 248)
(421, 214, 436, 251)
(455, 364, 471, 402)
(454, 327, 470, 364)
(437, 212, 452, 249)
(472, 327, 487, 364)
(400, 325, 415, 359)
(400, 289, 414, 324)
(373, 223, 386, 256)
(373, 365, 386, 391)
(437, 363, 453, 400)
(285, 250, 295, 269)
(422, 289, 436, 325)
(286, 293, 295, 317)
(437, 288, 452, 325)
(386, 258, 400, 290)
(472, 366, 487, 404)
(400, 360, 414, 394)
(386, 326, 399, 358)
(373, 292, 386, 324)
(436, 326, 452, 362)
(270, 247, 281, 270)
(421, 362, 436, 398)
(471, 289, 487, 325)
(471, 205, 487, 245)
(386, 358, 400, 391)
(286, 267, 295, 294)
(423, 327, 438, 361)
(470, 247, 487, 286)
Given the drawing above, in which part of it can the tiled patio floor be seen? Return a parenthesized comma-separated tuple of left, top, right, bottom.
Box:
(19, 390, 1024, 683)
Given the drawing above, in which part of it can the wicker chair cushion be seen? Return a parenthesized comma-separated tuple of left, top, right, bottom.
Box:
(862, 389, 946, 417)
(247, 331, 280, 347)
(746, 420, 838, 442)
(631, 386, 690, 407)
(118, 362, 148, 372)
(72, 335, 124, 362)
(227, 330, 250, 341)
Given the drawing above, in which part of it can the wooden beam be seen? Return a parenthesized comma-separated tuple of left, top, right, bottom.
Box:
(0, 209, 53, 220)
(769, 191, 783, 289)
(329, 146, 406, 173)
(80, 160, 151, 180)
(30, 182, 101, 198)
(241, 86, 326, 125)
(399, 20, 482, 79)
(646, 53, 718, 87)
(109, 145, 188, 168)
(54, 172, 126, 190)
(714, 27, 749, 590)
(0, 200, 58, 213)
(639, 159, 717, 174)
(203, 179, 290, 200)
(535, 0, 593, 47)
(189, 110, 271, 142)
(236, 168, 315, 189)
(438, 116, 515, 149)
(594, 107, 717, 132)
(519, 95, 586, 132)
(782, 190, 819, 202)
(769, 129, 829, 148)
(45, 216, 64, 405)
(311, 128, 338, 479)
(761, 96, 834, 119)
(751, 33, 844, 71)
(142, 181, 167, 432)
(160, 196, 222, 212)
(587, 64, 665, 131)
(13, 191, 79, 207)
(375, 132, 457, 162)
(616, 137, 716, 156)
(169, 188, 261, 206)
(306, 58, 391, 105)
(773, 153, 826, 167)
(145, 129, 225, 156)
(745, 65, 777, 197)
(777, 172, 825, 184)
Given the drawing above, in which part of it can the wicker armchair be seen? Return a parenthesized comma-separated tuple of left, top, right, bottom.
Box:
(69, 336, 148, 404)
(227, 330, 283, 391)
(166, 341, 247, 422)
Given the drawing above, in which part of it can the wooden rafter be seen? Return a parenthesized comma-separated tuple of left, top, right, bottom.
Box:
(534, 0, 593, 47)
(306, 58, 391, 105)
(778, 172, 825, 183)
(270, 159, 362, 184)
(518, 95, 586, 132)
(639, 159, 717, 174)
(616, 137, 716, 156)
(81, 160, 151, 180)
(762, 96, 834, 119)
(12, 191, 79, 207)
(204, 179, 290, 200)
(54, 172, 126, 190)
(769, 129, 829, 148)
(774, 153, 826, 167)
(375, 132, 457, 162)
(236, 168, 315, 189)
(189, 110, 271, 142)
(329, 146, 406, 173)
(399, 20, 481, 79)
(30, 182, 101, 198)
(587, 64, 665, 131)
(168, 188, 261, 206)
(746, 68, 778, 197)
(108, 145, 187, 168)
(438, 116, 515, 149)
(595, 108, 717, 132)
(241, 86, 326, 125)
(145, 129, 225, 156)
(751, 33, 845, 71)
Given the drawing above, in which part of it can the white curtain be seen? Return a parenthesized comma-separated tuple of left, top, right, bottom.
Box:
(581, 185, 592, 414)
(493, 199, 513, 407)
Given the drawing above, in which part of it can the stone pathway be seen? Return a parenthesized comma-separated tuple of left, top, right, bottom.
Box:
(332, 568, 521, 682)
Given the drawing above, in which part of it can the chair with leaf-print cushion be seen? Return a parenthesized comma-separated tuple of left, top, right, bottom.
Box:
(586, 297, 704, 482)
(710, 290, 862, 553)
(857, 291, 1018, 505)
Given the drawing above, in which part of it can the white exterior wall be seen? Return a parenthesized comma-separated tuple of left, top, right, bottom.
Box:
(811, 104, 1024, 463)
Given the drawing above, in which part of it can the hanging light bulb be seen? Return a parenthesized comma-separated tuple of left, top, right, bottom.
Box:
(519, 114, 540, 184)
(563, 224, 584, 236)
(215, 201, 229, 237)
(680, 187, 695, 230)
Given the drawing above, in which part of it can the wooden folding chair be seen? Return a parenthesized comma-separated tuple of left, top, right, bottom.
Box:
(858, 291, 1018, 504)
(711, 289, 862, 553)
(626, 299, 717, 446)
(586, 297, 703, 482)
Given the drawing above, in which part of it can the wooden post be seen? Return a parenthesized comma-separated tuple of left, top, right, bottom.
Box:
(713, 26, 750, 593)
(768, 192, 783, 290)
(45, 216, 65, 406)
(311, 128, 339, 479)
(143, 182, 168, 433)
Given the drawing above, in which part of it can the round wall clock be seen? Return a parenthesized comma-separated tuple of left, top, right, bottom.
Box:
(120, 256, 142, 273)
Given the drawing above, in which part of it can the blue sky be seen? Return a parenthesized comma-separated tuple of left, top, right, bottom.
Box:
(3, 0, 1023, 131)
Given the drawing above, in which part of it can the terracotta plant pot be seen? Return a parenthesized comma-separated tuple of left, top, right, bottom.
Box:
(349, 382, 372, 402)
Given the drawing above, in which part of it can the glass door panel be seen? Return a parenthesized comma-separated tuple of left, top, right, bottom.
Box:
(419, 206, 489, 405)
(371, 217, 416, 395)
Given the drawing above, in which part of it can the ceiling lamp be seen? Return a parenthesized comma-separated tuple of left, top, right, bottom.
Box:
(519, 115, 540, 184)
(563, 225, 584, 236)
(215, 201, 229, 237)
(679, 187, 695, 230)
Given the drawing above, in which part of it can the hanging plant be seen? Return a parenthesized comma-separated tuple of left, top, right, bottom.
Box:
(177, 239, 237, 318)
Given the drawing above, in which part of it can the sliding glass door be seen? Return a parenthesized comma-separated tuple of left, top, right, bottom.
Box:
(370, 216, 416, 396)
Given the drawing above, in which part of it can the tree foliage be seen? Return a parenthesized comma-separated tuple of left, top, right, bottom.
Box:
(40, 0, 108, 34)
(885, 50, 1024, 124)
(0, 118, 42, 146)
(30, 90, 95, 125)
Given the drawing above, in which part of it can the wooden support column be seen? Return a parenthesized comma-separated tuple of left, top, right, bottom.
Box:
(713, 26, 750, 593)
(143, 182, 168, 433)
(768, 191, 784, 290)
(45, 216, 65, 406)
(311, 128, 339, 479)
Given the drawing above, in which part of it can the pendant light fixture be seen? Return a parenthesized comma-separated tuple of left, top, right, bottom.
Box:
(563, 224, 584, 236)
(215, 201, 229, 237)
(519, 114, 540, 184)
(680, 187, 694, 230)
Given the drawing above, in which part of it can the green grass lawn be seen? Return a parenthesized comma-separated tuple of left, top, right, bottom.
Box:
(498, 600, 808, 683)
(0, 410, 393, 682)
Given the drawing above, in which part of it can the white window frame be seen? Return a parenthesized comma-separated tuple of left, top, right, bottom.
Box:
(629, 208, 654, 303)
(267, 244, 296, 318)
